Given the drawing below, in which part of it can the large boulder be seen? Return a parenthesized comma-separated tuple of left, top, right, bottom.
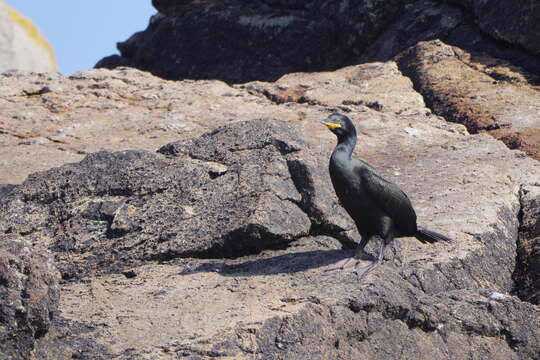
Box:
(0, 235, 60, 359)
(0, 1, 56, 72)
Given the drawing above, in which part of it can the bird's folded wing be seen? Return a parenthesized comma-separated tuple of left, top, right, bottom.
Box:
(356, 166, 417, 234)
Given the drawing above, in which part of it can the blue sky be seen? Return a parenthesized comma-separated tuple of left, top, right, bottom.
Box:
(8, 1, 156, 74)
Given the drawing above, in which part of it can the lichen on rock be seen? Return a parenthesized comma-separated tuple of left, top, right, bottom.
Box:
(0, 0, 56, 72)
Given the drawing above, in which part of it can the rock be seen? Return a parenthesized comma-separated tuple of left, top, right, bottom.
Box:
(96, 0, 540, 85)
(361, 0, 465, 63)
(489, 292, 509, 301)
(0, 235, 60, 359)
(2, 51, 540, 359)
(0, 119, 355, 279)
(451, 0, 540, 56)
(361, 0, 540, 77)
(36, 240, 540, 359)
(0, 64, 420, 185)
(0, 68, 303, 184)
(0, 1, 56, 72)
(514, 185, 540, 304)
(397, 39, 540, 161)
(238, 62, 426, 113)
(2, 105, 540, 358)
(0, 184, 15, 197)
(96, 0, 403, 82)
(152, 0, 204, 13)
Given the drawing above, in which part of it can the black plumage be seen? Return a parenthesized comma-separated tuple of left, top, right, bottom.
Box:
(321, 113, 450, 280)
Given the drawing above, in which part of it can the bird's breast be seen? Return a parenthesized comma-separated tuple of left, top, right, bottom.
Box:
(329, 163, 368, 207)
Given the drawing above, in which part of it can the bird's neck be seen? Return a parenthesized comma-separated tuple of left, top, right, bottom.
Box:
(333, 134, 357, 159)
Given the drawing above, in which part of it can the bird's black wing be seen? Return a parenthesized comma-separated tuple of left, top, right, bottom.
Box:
(354, 161, 417, 235)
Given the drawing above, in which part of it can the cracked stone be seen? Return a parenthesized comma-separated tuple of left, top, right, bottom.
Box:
(0, 119, 346, 279)
(396, 39, 540, 160)
(0, 235, 60, 359)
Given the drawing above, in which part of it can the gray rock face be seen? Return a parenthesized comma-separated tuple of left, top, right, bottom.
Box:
(0, 0, 56, 72)
(0, 235, 59, 359)
(3, 29, 540, 358)
(1, 63, 540, 358)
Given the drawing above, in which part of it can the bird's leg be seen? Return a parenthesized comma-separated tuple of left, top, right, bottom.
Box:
(353, 240, 386, 281)
(354, 219, 393, 280)
(325, 234, 372, 272)
(353, 235, 373, 259)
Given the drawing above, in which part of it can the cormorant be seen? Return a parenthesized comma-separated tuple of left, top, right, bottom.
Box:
(321, 113, 450, 280)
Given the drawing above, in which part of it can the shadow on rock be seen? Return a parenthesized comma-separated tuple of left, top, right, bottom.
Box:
(181, 249, 354, 277)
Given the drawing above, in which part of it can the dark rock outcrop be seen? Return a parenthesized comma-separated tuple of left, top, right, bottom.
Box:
(361, 0, 540, 78)
(0, 119, 351, 280)
(0, 235, 59, 359)
(97, 0, 540, 84)
(515, 185, 540, 305)
(450, 0, 540, 56)
(96, 0, 404, 82)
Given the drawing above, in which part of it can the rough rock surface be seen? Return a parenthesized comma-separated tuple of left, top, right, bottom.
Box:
(0, 68, 304, 184)
(239, 62, 426, 113)
(91, 0, 540, 161)
(398, 40, 540, 161)
(0, 63, 425, 185)
(515, 185, 540, 305)
(96, 0, 404, 82)
(2, 86, 540, 358)
(450, 0, 540, 56)
(1, 19, 540, 356)
(361, 0, 540, 76)
(0, 119, 351, 280)
(97, 0, 540, 84)
(0, 235, 60, 359)
(0, 0, 56, 72)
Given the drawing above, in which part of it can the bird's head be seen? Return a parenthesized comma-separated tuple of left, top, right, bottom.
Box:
(320, 113, 356, 139)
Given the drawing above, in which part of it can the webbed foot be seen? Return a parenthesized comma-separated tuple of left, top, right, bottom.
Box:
(326, 242, 386, 281)
(325, 251, 375, 272)
(353, 259, 382, 281)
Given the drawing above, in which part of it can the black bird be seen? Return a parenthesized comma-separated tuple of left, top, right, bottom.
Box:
(321, 113, 450, 280)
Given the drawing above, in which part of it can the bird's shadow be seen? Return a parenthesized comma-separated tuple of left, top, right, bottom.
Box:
(179, 249, 357, 277)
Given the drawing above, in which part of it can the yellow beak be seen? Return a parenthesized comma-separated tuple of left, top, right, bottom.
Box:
(322, 122, 342, 130)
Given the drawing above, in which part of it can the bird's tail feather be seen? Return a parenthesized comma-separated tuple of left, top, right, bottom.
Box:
(415, 226, 451, 244)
